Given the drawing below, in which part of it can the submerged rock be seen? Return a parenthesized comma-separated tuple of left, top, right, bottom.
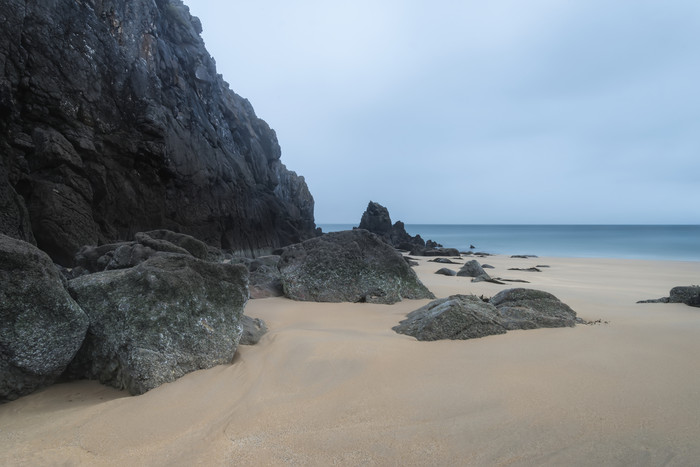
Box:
(279, 229, 434, 304)
(65, 254, 248, 395)
(0, 234, 88, 403)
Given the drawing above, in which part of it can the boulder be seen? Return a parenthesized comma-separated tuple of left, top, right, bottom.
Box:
(65, 254, 249, 395)
(638, 286, 700, 307)
(429, 258, 460, 264)
(74, 229, 207, 273)
(490, 288, 577, 329)
(0, 234, 89, 402)
(393, 295, 507, 341)
(417, 247, 461, 257)
(394, 289, 578, 340)
(435, 267, 457, 276)
(669, 286, 700, 307)
(239, 315, 268, 345)
(457, 259, 488, 278)
(278, 229, 434, 304)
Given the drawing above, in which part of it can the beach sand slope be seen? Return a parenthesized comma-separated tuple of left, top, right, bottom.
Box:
(1, 255, 699, 465)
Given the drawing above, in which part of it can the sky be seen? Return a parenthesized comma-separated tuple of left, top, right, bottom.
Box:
(186, 1, 700, 224)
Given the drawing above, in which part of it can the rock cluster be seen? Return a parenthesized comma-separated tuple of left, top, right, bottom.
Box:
(0, 0, 316, 266)
(358, 201, 458, 256)
(393, 289, 577, 341)
(278, 229, 435, 304)
(1, 232, 254, 401)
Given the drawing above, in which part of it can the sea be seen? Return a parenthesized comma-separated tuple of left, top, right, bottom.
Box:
(318, 224, 700, 262)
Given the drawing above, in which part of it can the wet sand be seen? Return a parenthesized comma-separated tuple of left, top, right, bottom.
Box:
(2, 254, 699, 465)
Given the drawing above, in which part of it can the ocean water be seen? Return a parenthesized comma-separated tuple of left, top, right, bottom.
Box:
(318, 224, 700, 262)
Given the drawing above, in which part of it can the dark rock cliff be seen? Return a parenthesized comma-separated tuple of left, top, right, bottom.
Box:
(0, 0, 316, 265)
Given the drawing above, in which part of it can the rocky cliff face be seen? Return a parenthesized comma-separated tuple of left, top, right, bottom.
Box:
(0, 0, 316, 265)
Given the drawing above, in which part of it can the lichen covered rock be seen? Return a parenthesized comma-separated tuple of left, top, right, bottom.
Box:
(65, 254, 249, 395)
(0, 234, 88, 402)
(279, 229, 434, 304)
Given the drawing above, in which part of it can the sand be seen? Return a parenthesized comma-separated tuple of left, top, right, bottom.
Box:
(2, 254, 700, 465)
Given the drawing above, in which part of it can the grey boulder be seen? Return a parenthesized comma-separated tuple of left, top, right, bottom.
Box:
(65, 254, 249, 395)
(279, 229, 434, 304)
(490, 288, 577, 329)
(638, 286, 700, 307)
(669, 286, 700, 307)
(239, 315, 268, 345)
(394, 289, 578, 341)
(435, 267, 457, 276)
(457, 259, 488, 278)
(393, 295, 506, 341)
(1, 234, 89, 402)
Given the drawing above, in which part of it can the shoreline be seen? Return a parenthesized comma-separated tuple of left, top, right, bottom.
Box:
(318, 224, 700, 262)
(2, 254, 700, 465)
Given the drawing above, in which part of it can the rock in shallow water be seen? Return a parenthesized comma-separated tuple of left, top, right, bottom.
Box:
(278, 229, 434, 304)
(0, 234, 89, 403)
(65, 254, 249, 395)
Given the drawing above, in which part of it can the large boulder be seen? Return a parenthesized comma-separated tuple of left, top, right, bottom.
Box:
(394, 289, 578, 341)
(279, 229, 434, 304)
(65, 254, 249, 395)
(0, 234, 89, 402)
(490, 288, 577, 329)
(393, 295, 506, 341)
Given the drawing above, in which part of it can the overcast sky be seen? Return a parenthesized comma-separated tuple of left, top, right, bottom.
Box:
(187, 1, 700, 224)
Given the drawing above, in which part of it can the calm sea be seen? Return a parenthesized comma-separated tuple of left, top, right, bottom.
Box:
(318, 224, 700, 262)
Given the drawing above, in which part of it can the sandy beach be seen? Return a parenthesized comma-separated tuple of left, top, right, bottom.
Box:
(2, 254, 700, 466)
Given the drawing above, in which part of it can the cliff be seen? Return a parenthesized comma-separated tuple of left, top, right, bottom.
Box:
(0, 0, 316, 265)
